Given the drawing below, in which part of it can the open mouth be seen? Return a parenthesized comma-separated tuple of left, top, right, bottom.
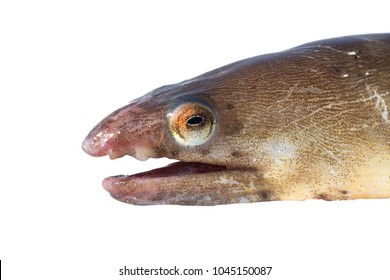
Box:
(82, 116, 259, 205)
(81, 131, 252, 205)
(82, 131, 258, 205)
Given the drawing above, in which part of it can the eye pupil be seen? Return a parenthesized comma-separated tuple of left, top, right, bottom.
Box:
(186, 115, 204, 126)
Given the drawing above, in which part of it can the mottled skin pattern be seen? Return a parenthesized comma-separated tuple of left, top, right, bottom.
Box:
(83, 34, 390, 205)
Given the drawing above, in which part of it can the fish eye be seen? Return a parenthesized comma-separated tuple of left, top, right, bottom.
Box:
(168, 102, 216, 147)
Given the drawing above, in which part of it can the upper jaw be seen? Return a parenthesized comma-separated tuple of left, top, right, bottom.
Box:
(82, 100, 168, 160)
(82, 130, 160, 161)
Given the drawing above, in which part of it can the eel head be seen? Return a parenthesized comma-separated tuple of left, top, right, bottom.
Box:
(82, 65, 271, 205)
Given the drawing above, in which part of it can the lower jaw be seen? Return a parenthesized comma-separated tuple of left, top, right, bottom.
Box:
(101, 162, 257, 205)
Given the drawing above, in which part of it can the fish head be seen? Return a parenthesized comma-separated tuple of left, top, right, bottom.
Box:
(82, 64, 269, 205)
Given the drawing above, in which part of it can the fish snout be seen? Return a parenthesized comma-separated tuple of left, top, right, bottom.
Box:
(82, 103, 167, 160)
(82, 126, 122, 158)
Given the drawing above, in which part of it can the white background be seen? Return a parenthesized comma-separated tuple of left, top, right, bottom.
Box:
(1, 1, 389, 279)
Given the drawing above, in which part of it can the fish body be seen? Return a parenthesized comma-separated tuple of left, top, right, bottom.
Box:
(83, 34, 390, 205)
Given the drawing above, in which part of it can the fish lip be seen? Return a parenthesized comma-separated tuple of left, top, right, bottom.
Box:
(104, 161, 228, 182)
(101, 161, 257, 205)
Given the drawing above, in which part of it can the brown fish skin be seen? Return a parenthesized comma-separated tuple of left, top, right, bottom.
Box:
(83, 34, 390, 205)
